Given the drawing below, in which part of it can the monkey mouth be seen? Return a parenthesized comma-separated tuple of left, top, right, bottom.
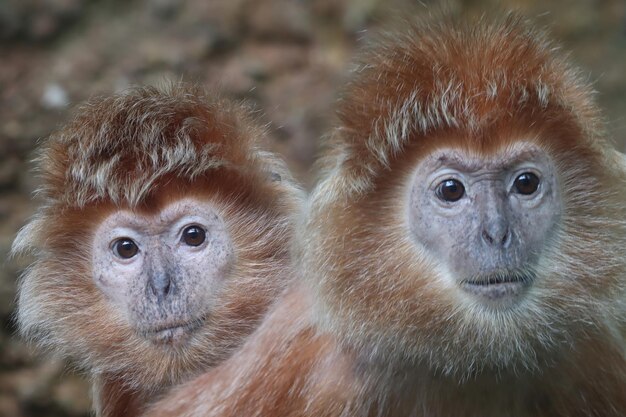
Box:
(460, 272, 534, 301)
(144, 318, 205, 346)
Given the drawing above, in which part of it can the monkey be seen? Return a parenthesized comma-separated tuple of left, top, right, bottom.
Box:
(12, 84, 303, 416)
(141, 15, 626, 417)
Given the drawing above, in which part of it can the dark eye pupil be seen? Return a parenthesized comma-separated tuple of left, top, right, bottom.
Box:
(182, 226, 206, 247)
(114, 239, 138, 259)
(514, 173, 540, 195)
(437, 179, 465, 202)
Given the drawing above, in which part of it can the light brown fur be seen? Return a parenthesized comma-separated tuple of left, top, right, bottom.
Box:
(144, 15, 625, 417)
(14, 85, 303, 416)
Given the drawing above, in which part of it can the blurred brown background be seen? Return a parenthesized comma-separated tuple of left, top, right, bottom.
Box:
(0, 0, 624, 416)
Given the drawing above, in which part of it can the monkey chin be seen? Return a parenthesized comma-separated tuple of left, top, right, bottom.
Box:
(460, 272, 534, 306)
(143, 320, 205, 347)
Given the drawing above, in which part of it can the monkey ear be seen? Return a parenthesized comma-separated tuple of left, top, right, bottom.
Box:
(11, 216, 46, 257)
(615, 150, 626, 167)
(257, 150, 288, 183)
(608, 150, 626, 176)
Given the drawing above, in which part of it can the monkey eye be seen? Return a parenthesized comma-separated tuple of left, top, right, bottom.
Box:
(182, 225, 206, 247)
(436, 179, 465, 202)
(513, 172, 540, 195)
(112, 238, 139, 259)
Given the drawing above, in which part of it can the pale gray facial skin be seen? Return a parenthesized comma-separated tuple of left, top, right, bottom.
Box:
(92, 198, 234, 345)
(408, 143, 561, 306)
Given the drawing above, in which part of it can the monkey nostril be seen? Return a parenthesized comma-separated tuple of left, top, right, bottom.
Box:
(501, 231, 510, 246)
(482, 228, 509, 247)
(149, 275, 172, 299)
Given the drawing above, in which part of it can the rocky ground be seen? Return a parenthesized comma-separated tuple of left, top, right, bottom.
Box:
(1, 0, 624, 416)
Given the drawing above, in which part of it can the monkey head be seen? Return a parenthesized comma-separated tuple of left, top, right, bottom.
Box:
(91, 197, 234, 346)
(14, 85, 302, 392)
(302, 16, 626, 378)
(407, 142, 561, 303)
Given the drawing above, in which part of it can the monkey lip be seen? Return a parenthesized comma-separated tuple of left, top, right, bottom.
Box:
(460, 273, 533, 301)
(145, 319, 204, 346)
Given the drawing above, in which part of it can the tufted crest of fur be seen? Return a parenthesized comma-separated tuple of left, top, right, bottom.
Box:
(13, 84, 303, 413)
(297, 13, 626, 410)
(36, 84, 282, 208)
(315, 14, 607, 198)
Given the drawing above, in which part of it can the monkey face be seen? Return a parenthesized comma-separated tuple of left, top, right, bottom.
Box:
(407, 142, 561, 307)
(305, 132, 626, 377)
(17, 174, 298, 390)
(92, 198, 234, 346)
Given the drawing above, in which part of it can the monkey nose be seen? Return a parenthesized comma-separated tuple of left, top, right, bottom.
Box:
(481, 221, 510, 248)
(148, 274, 172, 300)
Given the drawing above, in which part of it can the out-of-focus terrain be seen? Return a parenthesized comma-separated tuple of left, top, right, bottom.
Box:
(0, 0, 624, 415)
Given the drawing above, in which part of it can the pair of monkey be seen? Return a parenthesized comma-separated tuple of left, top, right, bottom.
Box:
(14, 14, 626, 417)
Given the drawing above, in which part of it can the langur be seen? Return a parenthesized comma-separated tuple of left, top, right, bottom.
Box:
(13, 85, 303, 416)
(143, 15, 626, 417)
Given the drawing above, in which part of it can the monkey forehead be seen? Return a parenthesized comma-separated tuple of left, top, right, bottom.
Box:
(419, 142, 550, 172)
(95, 198, 227, 235)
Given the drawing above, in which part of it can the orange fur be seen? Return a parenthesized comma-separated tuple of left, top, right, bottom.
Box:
(14, 85, 303, 416)
(144, 15, 625, 417)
